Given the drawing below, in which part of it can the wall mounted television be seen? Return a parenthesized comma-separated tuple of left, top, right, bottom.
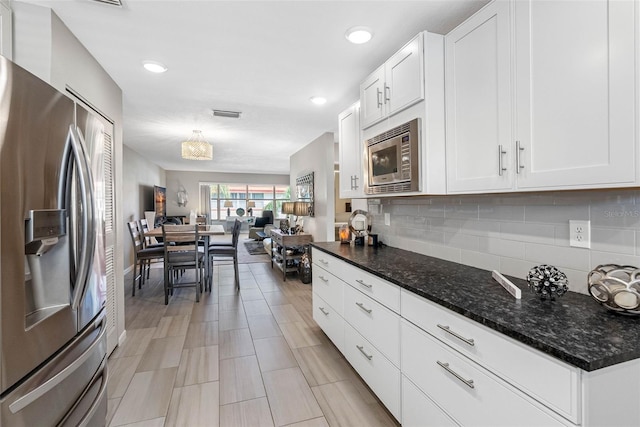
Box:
(154, 185, 167, 217)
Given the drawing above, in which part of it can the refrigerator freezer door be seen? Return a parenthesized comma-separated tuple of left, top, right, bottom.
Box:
(0, 56, 78, 393)
(0, 310, 106, 426)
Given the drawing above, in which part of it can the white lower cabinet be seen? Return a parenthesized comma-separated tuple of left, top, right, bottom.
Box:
(402, 320, 569, 426)
(344, 322, 401, 421)
(312, 293, 344, 353)
(402, 375, 459, 427)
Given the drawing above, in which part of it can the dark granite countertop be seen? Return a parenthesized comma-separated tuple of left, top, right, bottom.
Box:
(311, 242, 640, 372)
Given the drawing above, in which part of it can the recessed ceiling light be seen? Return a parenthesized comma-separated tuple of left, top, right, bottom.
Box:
(310, 96, 327, 105)
(142, 61, 167, 73)
(345, 27, 373, 44)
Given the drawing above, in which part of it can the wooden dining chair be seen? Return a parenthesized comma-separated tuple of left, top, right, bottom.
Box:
(127, 221, 164, 296)
(162, 224, 206, 304)
(208, 219, 241, 290)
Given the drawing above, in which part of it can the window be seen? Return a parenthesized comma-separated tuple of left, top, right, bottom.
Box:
(201, 183, 290, 221)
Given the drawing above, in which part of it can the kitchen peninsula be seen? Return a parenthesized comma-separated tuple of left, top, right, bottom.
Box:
(311, 242, 640, 426)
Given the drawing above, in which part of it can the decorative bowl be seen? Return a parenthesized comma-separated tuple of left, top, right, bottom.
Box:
(526, 264, 568, 300)
(588, 264, 640, 315)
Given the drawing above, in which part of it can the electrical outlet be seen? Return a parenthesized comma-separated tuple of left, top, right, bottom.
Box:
(569, 220, 590, 248)
(384, 213, 391, 226)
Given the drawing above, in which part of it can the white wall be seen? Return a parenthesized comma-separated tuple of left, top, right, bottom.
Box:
(165, 171, 290, 217)
(290, 132, 335, 242)
(122, 146, 166, 271)
(371, 189, 640, 296)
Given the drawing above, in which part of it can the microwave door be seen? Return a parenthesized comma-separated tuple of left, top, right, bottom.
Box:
(369, 136, 404, 186)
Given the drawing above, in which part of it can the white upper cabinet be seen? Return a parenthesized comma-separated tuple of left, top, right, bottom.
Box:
(0, 1, 12, 60)
(514, 0, 637, 190)
(445, 0, 638, 194)
(338, 101, 364, 199)
(360, 33, 424, 129)
(445, 0, 512, 193)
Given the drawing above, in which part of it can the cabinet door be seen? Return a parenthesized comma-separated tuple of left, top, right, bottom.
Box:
(385, 33, 424, 117)
(0, 1, 12, 60)
(360, 65, 385, 129)
(514, 0, 636, 189)
(338, 102, 364, 198)
(445, 0, 512, 193)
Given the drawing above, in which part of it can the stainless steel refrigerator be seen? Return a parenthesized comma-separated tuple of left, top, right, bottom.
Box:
(0, 56, 108, 425)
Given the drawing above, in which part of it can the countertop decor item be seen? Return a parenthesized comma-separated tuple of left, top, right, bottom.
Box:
(588, 264, 640, 315)
(348, 209, 373, 241)
(526, 264, 568, 300)
(235, 207, 245, 217)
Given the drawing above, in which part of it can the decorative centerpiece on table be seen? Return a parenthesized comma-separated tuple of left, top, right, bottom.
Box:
(526, 264, 569, 300)
(588, 264, 640, 315)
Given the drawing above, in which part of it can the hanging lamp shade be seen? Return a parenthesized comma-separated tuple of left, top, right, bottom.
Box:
(181, 130, 212, 160)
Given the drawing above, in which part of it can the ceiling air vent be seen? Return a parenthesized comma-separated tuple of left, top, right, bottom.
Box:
(89, 0, 123, 6)
(212, 109, 242, 119)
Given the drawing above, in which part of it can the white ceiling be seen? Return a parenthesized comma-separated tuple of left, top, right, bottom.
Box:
(19, 0, 489, 175)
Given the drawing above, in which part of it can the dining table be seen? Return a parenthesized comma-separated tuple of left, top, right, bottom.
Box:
(145, 224, 226, 292)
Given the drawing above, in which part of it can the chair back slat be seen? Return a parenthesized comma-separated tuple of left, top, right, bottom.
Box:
(127, 221, 144, 252)
(231, 219, 241, 247)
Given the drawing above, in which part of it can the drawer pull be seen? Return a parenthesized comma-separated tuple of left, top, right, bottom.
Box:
(437, 324, 475, 347)
(318, 275, 329, 283)
(356, 345, 373, 360)
(319, 259, 329, 265)
(437, 360, 475, 389)
(319, 307, 329, 316)
(355, 302, 372, 314)
(355, 279, 372, 289)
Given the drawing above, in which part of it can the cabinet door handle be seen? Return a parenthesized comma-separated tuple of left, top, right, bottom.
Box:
(356, 345, 373, 360)
(318, 275, 329, 283)
(498, 145, 507, 176)
(384, 84, 390, 104)
(437, 361, 475, 389)
(376, 88, 382, 108)
(352, 175, 359, 190)
(319, 259, 328, 265)
(516, 141, 525, 174)
(437, 324, 475, 346)
(355, 279, 372, 289)
(355, 302, 372, 314)
(319, 307, 329, 316)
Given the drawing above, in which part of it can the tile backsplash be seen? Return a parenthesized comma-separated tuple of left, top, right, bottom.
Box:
(369, 190, 640, 295)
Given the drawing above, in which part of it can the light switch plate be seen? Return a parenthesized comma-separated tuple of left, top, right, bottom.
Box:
(569, 220, 590, 248)
(384, 213, 391, 226)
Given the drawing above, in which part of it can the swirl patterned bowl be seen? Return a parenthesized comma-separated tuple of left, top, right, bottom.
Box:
(588, 264, 640, 316)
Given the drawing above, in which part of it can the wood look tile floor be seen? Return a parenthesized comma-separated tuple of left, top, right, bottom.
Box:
(108, 254, 398, 427)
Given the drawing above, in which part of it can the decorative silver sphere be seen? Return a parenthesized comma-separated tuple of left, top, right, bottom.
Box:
(526, 264, 568, 300)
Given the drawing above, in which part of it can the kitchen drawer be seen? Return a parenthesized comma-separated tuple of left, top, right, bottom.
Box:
(341, 261, 400, 313)
(313, 293, 344, 353)
(312, 248, 346, 277)
(401, 289, 580, 423)
(344, 322, 401, 422)
(402, 375, 459, 427)
(401, 320, 569, 427)
(344, 284, 400, 367)
(312, 267, 344, 316)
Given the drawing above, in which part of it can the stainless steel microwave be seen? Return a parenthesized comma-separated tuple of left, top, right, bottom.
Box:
(364, 118, 420, 194)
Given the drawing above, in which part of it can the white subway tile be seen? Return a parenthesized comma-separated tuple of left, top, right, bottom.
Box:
(590, 204, 640, 229)
(479, 205, 525, 222)
(460, 250, 500, 272)
(590, 227, 635, 255)
(499, 257, 535, 280)
(444, 232, 479, 251)
(429, 244, 461, 263)
(392, 204, 419, 216)
(500, 222, 556, 245)
(524, 243, 590, 271)
(524, 205, 588, 224)
(419, 204, 446, 218)
(478, 237, 525, 259)
(590, 251, 640, 269)
(561, 267, 589, 295)
(444, 205, 479, 220)
(460, 220, 501, 238)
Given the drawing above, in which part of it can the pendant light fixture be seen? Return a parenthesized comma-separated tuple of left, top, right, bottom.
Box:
(181, 130, 212, 160)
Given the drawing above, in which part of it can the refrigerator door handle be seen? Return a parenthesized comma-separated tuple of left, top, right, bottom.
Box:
(8, 312, 106, 414)
(66, 125, 97, 311)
